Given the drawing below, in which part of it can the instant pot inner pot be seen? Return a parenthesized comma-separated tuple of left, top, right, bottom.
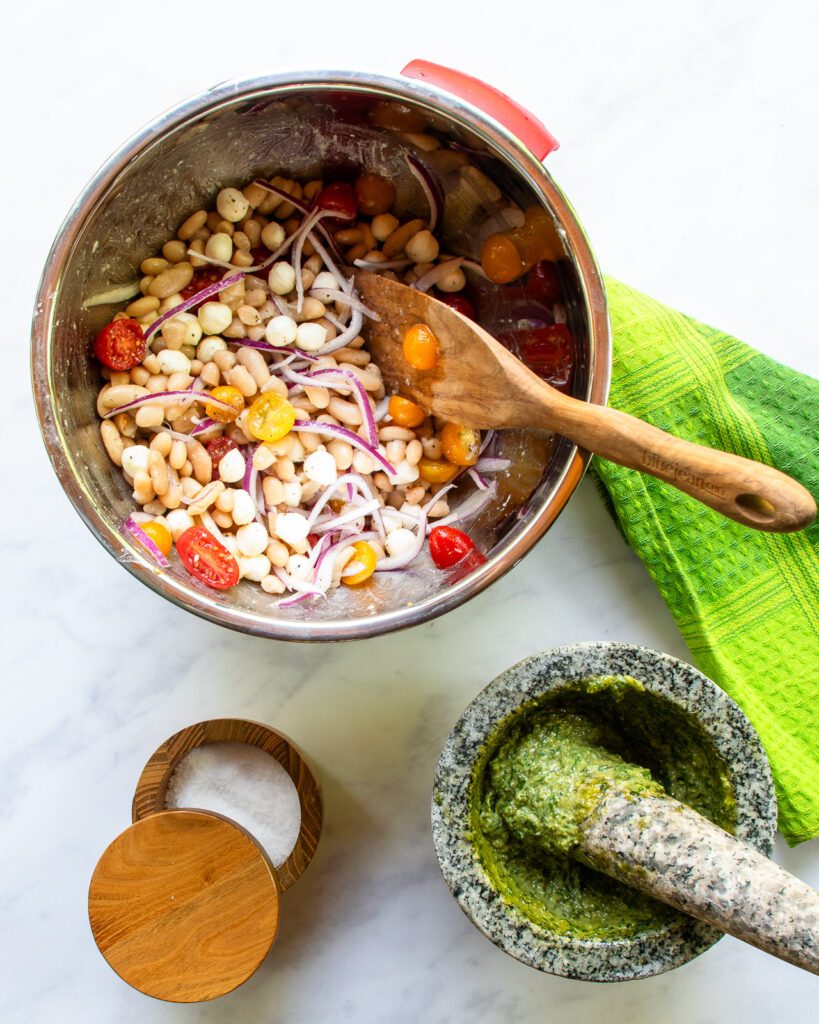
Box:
(50, 86, 590, 622)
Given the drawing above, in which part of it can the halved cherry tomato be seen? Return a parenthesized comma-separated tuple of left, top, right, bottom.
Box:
(418, 458, 459, 484)
(429, 526, 486, 570)
(205, 385, 245, 424)
(206, 436, 239, 480)
(246, 393, 296, 442)
(180, 266, 223, 300)
(316, 183, 358, 225)
(388, 395, 426, 429)
(403, 323, 439, 370)
(177, 526, 239, 590)
(354, 173, 396, 216)
(342, 541, 377, 586)
(94, 318, 146, 370)
(516, 323, 574, 392)
(480, 233, 523, 284)
(525, 261, 561, 304)
(434, 292, 475, 320)
(440, 424, 480, 467)
(140, 520, 173, 557)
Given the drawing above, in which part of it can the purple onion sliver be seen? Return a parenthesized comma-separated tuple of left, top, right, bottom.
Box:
(190, 417, 217, 436)
(102, 389, 237, 420)
(405, 151, 443, 231)
(144, 271, 245, 339)
(295, 420, 395, 476)
(467, 468, 490, 491)
(413, 258, 464, 294)
(474, 456, 511, 473)
(123, 516, 170, 568)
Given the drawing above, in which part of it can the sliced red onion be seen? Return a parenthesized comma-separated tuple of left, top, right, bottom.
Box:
(434, 480, 497, 529)
(405, 151, 443, 231)
(252, 178, 312, 215)
(198, 510, 227, 545)
(307, 534, 332, 568)
(123, 515, 170, 567)
(312, 304, 364, 357)
(475, 456, 510, 473)
(190, 417, 217, 436)
(423, 482, 458, 515)
(294, 208, 332, 312)
(353, 257, 413, 272)
(275, 591, 315, 608)
(374, 507, 428, 571)
(314, 533, 377, 592)
(307, 287, 380, 320)
(102, 389, 238, 420)
(144, 272, 245, 340)
(373, 396, 390, 422)
(273, 568, 323, 596)
(305, 229, 347, 287)
(479, 428, 496, 456)
(295, 420, 395, 476)
(413, 258, 464, 294)
(286, 368, 378, 447)
(460, 258, 490, 279)
(467, 468, 490, 491)
(312, 498, 381, 535)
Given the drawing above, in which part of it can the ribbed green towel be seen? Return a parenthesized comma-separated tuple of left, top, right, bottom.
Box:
(594, 278, 819, 845)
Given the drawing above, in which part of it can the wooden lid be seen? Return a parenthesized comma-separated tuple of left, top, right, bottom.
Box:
(88, 810, 280, 1003)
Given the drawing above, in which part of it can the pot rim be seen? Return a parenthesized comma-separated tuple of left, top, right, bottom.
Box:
(31, 69, 611, 641)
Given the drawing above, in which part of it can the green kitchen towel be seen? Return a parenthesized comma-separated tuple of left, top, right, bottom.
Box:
(595, 277, 819, 845)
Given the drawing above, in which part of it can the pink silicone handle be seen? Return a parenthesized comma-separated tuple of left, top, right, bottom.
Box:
(401, 60, 558, 160)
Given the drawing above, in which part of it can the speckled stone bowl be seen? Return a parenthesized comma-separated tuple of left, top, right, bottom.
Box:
(431, 642, 777, 982)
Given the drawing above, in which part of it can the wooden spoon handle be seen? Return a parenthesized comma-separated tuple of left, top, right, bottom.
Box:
(539, 395, 816, 532)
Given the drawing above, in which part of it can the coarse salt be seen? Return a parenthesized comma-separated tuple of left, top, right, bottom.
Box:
(165, 742, 302, 867)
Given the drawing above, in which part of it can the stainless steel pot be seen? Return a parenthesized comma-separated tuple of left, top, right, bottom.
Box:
(31, 65, 610, 640)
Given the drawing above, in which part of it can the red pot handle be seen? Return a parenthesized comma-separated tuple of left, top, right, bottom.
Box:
(401, 60, 558, 161)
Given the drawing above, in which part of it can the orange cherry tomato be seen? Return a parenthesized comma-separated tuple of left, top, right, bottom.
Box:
(480, 233, 523, 284)
(418, 458, 459, 483)
(403, 323, 439, 370)
(140, 520, 173, 557)
(354, 173, 396, 216)
(388, 395, 426, 428)
(246, 393, 296, 442)
(440, 424, 481, 467)
(205, 385, 245, 424)
(94, 318, 146, 370)
(341, 541, 377, 586)
(177, 526, 239, 590)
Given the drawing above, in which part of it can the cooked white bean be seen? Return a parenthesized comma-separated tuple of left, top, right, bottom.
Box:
(216, 188, 250, 223)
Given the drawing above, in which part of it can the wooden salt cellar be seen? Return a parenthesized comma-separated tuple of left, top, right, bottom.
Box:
(88, 719, 323, 1002)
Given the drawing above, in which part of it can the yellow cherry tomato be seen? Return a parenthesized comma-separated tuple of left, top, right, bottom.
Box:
(342, 541, 377, 586)
(205, 385, 245, 423)
(402, 322, 439, 370)
(480, 233, 523, 284)
(141, 520, 172, 557)
(440, 423, 481, 467)
(246, 392, 296, 442)
(418, 457, 459, 484)
(388, 395, 426, 428)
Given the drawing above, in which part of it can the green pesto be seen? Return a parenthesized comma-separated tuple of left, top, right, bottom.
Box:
(470, 676, 736, 941)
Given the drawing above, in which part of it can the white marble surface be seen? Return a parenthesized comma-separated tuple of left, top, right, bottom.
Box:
(2, 1, 818, 1019)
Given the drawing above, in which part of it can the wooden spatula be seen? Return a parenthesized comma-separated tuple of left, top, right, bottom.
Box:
(355, 271, 816, 533)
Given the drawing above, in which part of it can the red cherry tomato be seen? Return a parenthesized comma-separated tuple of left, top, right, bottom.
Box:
(316, 183, 358, 225)
(518, 322, 574, 391)
(176, 526, 240, 590)
(524, 261, 561, 303)
(93, 318, 146, 370)
(180, 266, 224, 300)
(429, 526, 485, 569)
(434, 292, 476, 321)
(205, 436, 240, 480)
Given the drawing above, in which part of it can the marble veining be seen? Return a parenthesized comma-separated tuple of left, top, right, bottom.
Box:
(3, 2, 819, 1021)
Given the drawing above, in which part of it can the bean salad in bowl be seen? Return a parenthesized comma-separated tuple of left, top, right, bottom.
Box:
(92, 168, 563, 605)
(34, 72, 608, 639)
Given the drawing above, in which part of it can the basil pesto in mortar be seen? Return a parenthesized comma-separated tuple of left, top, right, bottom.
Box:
(470, 675, 736, 940)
